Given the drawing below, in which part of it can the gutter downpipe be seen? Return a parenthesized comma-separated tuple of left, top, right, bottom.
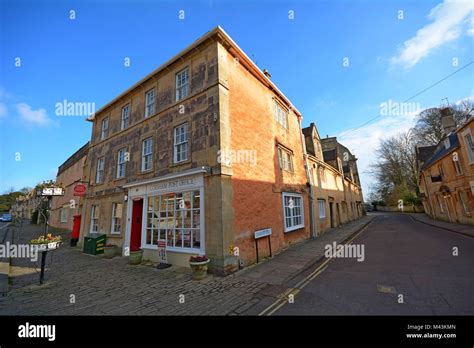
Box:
(298, 117, 318, 239)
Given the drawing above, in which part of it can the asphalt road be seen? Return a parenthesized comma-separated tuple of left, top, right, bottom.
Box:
(274, 213, 474, 315)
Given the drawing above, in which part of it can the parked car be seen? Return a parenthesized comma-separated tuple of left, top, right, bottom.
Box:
(0, 214, 12, 222)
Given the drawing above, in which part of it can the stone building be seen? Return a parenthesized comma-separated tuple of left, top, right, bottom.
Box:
(11, 188, 42, 222)
(303, 124, 363, 234)
(49, 142, 89, 231)
(78, 26, 365, 275)
(418, 108, 474, 225)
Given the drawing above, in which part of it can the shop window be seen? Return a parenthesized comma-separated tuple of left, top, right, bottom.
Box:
(146, 190, 201, 251)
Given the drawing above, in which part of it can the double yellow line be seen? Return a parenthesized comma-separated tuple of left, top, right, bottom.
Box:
(258, 225, 368, 316)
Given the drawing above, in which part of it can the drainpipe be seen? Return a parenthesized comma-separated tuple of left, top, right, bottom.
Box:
(298, 117, 318, 239)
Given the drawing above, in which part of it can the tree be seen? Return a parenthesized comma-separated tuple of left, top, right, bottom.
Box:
(369, 131, 419, 206)
(413, 104, 474, 145)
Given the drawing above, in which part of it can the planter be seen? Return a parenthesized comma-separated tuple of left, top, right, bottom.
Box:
(34, 242, 59, 252)
(189, 259, 210, 280)
(129, 249, 143, 265)
(104, 245, 118, 259)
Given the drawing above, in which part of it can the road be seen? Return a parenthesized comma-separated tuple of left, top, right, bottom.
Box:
(273, 213, 474, 315)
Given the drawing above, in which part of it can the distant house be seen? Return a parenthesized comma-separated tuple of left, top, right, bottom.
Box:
(302, 124, 364, 234)
(49, 142, 89, 231)
(417, 107, 474, 225)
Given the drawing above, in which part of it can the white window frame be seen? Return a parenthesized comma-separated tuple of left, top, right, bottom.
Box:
(145, 89, 156, 118)
(90, 205, 99, 233)
(174, 123, 189, 163)
(275, 101, 288, 129)
(100, 117, 109, 140)
(121, 104, 130, 130)
(175, 68, 189, 102)
(458, 190, 470, 215)
(144, 188, 203, 253)
(96, 157, 104, 184)
(117, 148, 126, 178)
(461, 129, 474, 164)
(453, 157, 463, 175)
(141, 137, 153, 172)
(282, 192, 304, 233)
(278, 147, 294, 172)
(111, 202, 122, 234)
(318, 199, 326, 219)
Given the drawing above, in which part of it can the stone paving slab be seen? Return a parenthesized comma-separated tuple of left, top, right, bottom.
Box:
(409, 213, 474, 238)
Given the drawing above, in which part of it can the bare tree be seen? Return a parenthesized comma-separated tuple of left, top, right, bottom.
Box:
(370, 131, 419, 205)
(413, 103, 474, 145)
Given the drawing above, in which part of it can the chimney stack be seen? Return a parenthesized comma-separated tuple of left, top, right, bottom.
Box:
(263, 69, 271, 79)
(440, 107, 456, 135)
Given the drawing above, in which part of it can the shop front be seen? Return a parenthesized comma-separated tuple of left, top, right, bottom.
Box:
(123, 168, 206, 267)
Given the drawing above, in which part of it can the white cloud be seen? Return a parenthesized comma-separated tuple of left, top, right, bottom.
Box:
(16, 103, 51, 126)
(391, 0, 474, 69)
(0, 103, 7, 118)
(337, 113, 419, 198)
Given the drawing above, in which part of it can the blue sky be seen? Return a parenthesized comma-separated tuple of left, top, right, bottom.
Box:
(1, 0, 473, 196)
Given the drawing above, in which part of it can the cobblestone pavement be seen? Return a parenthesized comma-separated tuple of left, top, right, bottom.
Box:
(0, 222, 265, 315)
(0, 216, 371, 315)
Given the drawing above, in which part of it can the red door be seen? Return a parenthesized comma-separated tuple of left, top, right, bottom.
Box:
(130, 199, 143, 252)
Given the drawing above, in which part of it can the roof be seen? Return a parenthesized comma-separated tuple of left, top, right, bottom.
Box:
(87, 26, 302, 121)
(416, 145, 436, 163)
(421, 134, 459, 170)
(57, 142, 89, 176)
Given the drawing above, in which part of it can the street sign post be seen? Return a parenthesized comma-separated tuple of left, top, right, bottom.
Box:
(254, 228, 272, 263)
(35, 185, 64, 284)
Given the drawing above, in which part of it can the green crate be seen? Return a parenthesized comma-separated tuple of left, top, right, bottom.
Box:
(83, 233, 106, 255)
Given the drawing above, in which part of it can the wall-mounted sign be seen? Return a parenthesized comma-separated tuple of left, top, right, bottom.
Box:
(255, 228, 272, 239)
(37, 187, 65, 196)
(73, 183, 87, 196)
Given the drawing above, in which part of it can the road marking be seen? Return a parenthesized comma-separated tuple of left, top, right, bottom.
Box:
(258, 223, 371, 316)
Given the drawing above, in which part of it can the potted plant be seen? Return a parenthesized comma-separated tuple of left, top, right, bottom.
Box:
(129, 248, 143, 265)
(30, 233, 61, 251)
(104, 244, 118, 259)
(189, 255, 210, 280)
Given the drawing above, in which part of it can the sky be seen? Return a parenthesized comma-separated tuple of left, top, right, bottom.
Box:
(0, 0, 473, 197)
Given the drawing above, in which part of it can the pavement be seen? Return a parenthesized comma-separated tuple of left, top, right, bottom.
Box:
(408, 212, 474, 238)
(0, 215, 373, 315)
(269, 212, 474, 315)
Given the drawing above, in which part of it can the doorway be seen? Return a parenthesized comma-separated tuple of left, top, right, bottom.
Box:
(130, 198, 143, 252)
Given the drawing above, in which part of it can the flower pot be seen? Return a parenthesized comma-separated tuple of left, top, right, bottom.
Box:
(129, 249, 143, 265)
(104, 246, 117, 259)
(36, 244, 47, 252)
(189, 259, 210, 280)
